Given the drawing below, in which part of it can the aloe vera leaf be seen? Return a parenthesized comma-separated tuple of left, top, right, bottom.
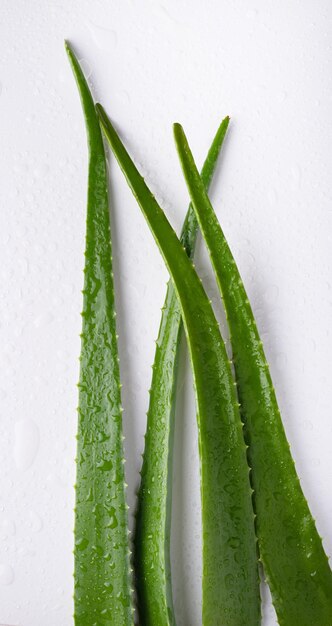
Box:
(65, 43, 133, 626)
(174, 122, 332, 625)
(96, 103, 261, 626)
(134, 117, 229, 626)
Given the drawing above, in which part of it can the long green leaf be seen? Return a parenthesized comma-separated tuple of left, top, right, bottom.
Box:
(97, 103, 261, 626)
(65, 43, 133, 625)
(174, 122, 332, 625)
(135, 117, 229, 626)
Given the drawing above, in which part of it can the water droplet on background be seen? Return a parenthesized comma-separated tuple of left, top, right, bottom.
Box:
(13, 419, 39, 470)
(263, 284, 279, 306)
(28, 510, 43, 533)
(86, 21, 117, 52)
(0, 562, 14, 585)
(1, 519, 16, 537)
(275, 352, 287, 371)
(78, 58, 92, 79)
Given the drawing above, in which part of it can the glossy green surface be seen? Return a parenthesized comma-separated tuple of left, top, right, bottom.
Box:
(66, 43, 133, 626)
(174, 122, 332, 625)
(97, 104, 261, 626)
(135, 117, 229, 626)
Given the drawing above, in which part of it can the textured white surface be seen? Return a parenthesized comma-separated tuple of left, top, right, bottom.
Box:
(1, 1, 332, 624)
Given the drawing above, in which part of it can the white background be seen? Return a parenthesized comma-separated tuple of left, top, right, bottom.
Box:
(1, 1, 332, 624)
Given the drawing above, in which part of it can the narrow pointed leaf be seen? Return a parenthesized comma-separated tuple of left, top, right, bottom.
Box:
(65, 43, 133, 625)
(97, 103, 261, 626)
(174, 122, 332, 626)
(135, 117, 229, 626)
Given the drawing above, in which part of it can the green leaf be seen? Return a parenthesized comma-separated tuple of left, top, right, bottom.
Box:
(135, 117, 229, 626)
(65, 42, 133, 626)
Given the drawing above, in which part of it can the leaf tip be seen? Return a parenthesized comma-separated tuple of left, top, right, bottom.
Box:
(173, 122, 184, 142)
